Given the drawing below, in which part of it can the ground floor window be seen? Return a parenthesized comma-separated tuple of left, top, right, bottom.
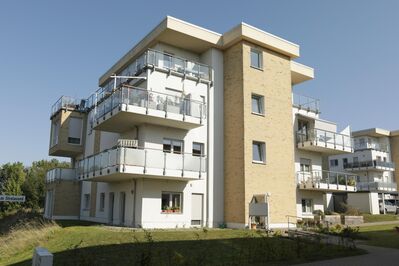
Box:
(83, 194, 90, 210)
(161, 192, 182, 213)
(301, 199, 313, 214)
(99, 193, 105, 212)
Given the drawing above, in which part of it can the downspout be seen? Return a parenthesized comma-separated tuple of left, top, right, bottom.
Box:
(132, 179, 137, 227)
(206, 78, 211, 227)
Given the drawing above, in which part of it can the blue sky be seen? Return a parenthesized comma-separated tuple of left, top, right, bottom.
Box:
(1, 0, 398, 165)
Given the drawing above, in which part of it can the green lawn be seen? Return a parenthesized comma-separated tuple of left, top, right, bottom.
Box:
(362, 214, 399, 223)
(0, 218, 364, 266)
(358, 224, 399, 249)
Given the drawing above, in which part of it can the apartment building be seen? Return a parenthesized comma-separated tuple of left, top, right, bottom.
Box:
(44, 16, 315, 229)
(329, 128, 399, 214)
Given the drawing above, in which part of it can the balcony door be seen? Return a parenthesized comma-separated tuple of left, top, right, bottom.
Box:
(298, 120, 309, 141)
(191, 193, 203, 226)
(299, 158, 312, 181)
(108, 192, 114, 224)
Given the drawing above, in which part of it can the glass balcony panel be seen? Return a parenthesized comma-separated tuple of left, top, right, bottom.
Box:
(123, 148, 145, 166)
(145, 149, 165, 169)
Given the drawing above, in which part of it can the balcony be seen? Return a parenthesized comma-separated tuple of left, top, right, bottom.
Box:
(344, 160, 395, 172)
(50, 96, 87, 118)
(46, 168, 76, 183)
(357, 181, 397, 192)
(354, 142, 389, 152)
(93, 86, 206, 133)
(296, 128, 353, 154)
(293, 94, 320, 114)
(76, 144, 206, 182)
(297, 170, 357, 192)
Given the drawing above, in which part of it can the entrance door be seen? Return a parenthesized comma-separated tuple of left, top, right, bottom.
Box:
(109, 192, 114, 224)
(191, 194, 203, 226)
(119, 192, 126, 226)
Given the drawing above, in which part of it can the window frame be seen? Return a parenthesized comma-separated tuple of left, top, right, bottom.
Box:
(250, 48, 263, 70)
(83, 194, 90, 210)
(163, 138, 184, 154)
(161, 192, 183, 214)
(251, 94, 265, 115)
(252, 141, 266, 164)
(301, 199, 313, 214)
(99, 193, 105, 212)
(192, 142, 205, 157)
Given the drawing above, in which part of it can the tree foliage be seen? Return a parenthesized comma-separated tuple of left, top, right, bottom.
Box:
(0, 159, 69, 213)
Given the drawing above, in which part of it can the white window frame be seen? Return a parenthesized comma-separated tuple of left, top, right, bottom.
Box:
(163, 138, 184, 154)
(330, 159, 338, 167)
(83, 194, 90, 210)
(301, 199, 313, 214)
(68, 117, 83, 145)
(161, 192, 183, 214)
(252, 141, 266, 164)
(250, 48, 263, 70)
(192, 142, 205, 157)
(251, 94, 264, 115)
(99, 193, 105, 212)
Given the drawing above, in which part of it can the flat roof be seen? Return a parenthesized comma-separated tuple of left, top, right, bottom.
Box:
(99, 16, 312, 86)
(352, 128, 391, 137)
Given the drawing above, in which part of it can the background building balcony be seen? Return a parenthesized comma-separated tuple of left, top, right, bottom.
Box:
(297, 170, 357, 192)
(76, 144, 206, 182)
(296, 128, 353, 154)
(292, 93, 320, 114)
(357, 181, 397, 192)
(92, 86, 206, 133)
(344, 160, 395, 172)
(46, 168, 76, 183)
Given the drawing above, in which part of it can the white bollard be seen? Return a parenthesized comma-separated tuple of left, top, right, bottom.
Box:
(32, 247, 53, 266)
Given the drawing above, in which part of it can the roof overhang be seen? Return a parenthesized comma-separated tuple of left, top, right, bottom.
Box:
(291, 61, 314, 84)
(99, 16, 308, 86)
(352, 128, 391, 138)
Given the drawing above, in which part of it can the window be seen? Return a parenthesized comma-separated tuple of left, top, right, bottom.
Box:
(99, 193, 105, 212)
(343, 158, 348, 167)
(51, 120, 60, 147)
(250, 48, 262, 69)
(192, 142, 204, 157)
(300, 158, 311, 172)
(301, 199, 313, 214)
(251, 94, 264, 115)
(83, 194, 90, 210)
(252, 141, 266, 163)
(163, 139, 183, 154)
(161, 192, 182, 213)
(330, 159, 338, 167)
(68, 117, 83, 144)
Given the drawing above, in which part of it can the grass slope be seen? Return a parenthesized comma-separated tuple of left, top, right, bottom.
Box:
(0, 214, 363, 266)
(358, 224, 399, 249)
(362, 214, 399, 223)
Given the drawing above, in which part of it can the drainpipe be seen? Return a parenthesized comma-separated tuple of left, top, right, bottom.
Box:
(132, 179, 137, 227)
(382, 192, 386, 214)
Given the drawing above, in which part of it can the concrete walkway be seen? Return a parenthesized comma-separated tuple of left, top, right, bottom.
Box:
(298, 244, 399, 266)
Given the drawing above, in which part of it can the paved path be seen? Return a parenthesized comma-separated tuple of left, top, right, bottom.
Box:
(357, 220, 399, 227)
(298, 244, 399, 266)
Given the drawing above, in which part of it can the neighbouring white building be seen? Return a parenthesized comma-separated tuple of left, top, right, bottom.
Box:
(329, 128, 398, 214)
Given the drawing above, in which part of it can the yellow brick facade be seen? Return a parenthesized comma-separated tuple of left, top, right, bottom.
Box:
(224, 41, 296, 226)
(390, 135, 399, 191)
(48, 181, 81, 217)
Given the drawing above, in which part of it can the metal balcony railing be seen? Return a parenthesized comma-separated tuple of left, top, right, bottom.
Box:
(50, 96, 87, 117)
(293, 94, 320, 114)
(46, 168, 76, 183)
(297, 170, 357, 188)
(344, 160, 395, 170)
(354, 142, 389, 152)
(357, 181, 397, 192)
(95, 86, 206, 122)
(76, 145, 206, 179)
(296, 128, 353, 150)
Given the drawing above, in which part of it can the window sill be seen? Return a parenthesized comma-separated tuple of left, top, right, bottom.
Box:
(161, 212, 182, 215)
(252, 160, 266, 165)
(250, 65, 264, 71)
(251, 112, 265, 117)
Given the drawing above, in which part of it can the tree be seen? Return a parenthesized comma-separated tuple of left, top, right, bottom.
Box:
(22, 159, 70, 210)
(0, 162, 26, 212)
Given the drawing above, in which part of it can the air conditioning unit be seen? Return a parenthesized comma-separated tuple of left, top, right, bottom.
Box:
(117, 139, 138, 148)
